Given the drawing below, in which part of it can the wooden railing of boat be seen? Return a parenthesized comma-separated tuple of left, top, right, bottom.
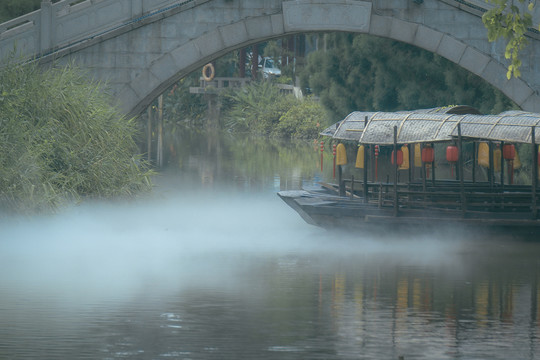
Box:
(323, 178, 539, 220)
(327, 124, 540, 221)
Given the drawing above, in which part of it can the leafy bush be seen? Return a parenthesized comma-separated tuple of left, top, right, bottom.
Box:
(0, 59, 153, 213)
(222, 81, 296, 135)
(273, 98, 328, 139)
(161, 72, 207, 128)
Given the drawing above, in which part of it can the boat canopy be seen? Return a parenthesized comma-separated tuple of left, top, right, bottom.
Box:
(453, 110, 540, 144)
(321, 105, 480, 141)
(319, 111, 376, 141)
(322, 106, 540, 145)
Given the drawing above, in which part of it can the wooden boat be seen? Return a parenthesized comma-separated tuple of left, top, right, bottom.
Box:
(278, 106, 540, 236)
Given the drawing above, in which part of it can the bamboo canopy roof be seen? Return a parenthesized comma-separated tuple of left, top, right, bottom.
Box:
(321, 106, 479, 141)
(322, 106, 540, 145)
(319, 111, 376, 141)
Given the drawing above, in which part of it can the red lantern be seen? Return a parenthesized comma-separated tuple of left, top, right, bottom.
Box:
(422, 146, 434, 163)
(422, 145, 434, 179)
(503, 144, 515, 160)
(374, 145, 380, 157)
(446, 145, 459, 163)
(391, 150, 404, 166)
(502, 144, 516, 184)
(446, 145, 458, 177)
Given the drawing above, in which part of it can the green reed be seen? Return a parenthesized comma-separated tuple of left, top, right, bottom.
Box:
(0, 59, 153, 213)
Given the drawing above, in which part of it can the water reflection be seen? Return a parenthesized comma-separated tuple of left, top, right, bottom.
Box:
(154, 128, 326, 193)
(2, 132, 540, 359)
(309, 240, 540, 359)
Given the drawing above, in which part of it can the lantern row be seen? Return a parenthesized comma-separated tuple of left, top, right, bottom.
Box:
(319, 141, 538, 181)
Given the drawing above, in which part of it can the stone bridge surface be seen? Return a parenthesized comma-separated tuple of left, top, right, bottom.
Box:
(1, 0, 540, 117)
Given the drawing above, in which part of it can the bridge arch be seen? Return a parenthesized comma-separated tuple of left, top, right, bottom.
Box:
(25, 0, 540, 117)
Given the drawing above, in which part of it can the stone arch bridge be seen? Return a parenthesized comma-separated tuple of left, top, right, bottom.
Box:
(1, 0, 540, 117)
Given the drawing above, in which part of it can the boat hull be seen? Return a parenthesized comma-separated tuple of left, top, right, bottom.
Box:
(278, 189, 540, 237)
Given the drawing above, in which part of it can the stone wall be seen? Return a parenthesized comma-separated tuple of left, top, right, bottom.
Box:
(1, 0, 539, 116)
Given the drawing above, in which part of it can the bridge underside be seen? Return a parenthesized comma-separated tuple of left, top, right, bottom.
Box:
(33, 0, 540, 117)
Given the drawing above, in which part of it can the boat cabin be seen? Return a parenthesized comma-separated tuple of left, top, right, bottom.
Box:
(278, 106, 540, 235)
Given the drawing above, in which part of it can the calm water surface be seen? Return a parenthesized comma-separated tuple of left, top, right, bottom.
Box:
(2, 135, 540, 359)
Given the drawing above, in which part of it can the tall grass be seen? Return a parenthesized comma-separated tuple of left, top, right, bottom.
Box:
(222, 81, 298, 135)
(0, 59, 153, 213)
(222, 81, 330, 139)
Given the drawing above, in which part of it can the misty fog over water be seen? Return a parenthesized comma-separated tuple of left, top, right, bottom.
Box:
(2, 135, 540, 359)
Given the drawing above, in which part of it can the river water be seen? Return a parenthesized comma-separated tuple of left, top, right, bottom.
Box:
(2, 133, 540, 359)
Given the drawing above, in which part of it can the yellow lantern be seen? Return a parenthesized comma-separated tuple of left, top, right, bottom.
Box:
(336, 143, 347, 166)
(355, 145, 365, 169)
(478, 142, 489, 167)
(414, 143, 422, 167)
(493, 147, 501, 172)
(399, 145, 410, 170)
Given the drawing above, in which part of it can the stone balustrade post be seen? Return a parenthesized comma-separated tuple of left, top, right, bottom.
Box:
(132, 0, 143, 19)
(40, 0, 53, 53)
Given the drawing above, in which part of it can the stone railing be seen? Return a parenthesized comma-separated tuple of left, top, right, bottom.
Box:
(189, 77, 252, 94)
(2, 0, 539, 62)
(0, 0, 205, 59)
(189, 77, 303, 98)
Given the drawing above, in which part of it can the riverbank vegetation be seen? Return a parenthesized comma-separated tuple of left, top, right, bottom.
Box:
(0, 59, 153, 213)
(298, 33, 517, 121)
(222, 81, 327, 139)
(144, 66, 330, 141)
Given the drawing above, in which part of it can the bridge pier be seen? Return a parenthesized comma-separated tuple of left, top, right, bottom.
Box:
(205, 93, 221, 131)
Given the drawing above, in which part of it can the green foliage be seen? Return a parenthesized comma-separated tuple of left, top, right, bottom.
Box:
(299, 33, 517, 121)
(483, 0, 535, 78)
(213, 51, 241, 78)
(222, 81, 297, 135)
(275, 75, 294, 85)
(0, 0, 41, 23)
(161, 72, 207, 128)
(223, 135, 321, 182)
(0, 59, 153, 213)
(273, 98, 328, 139)
(261, 40, 283, 66)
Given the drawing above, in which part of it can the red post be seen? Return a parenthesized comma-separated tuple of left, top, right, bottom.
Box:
(374, 145, 379, 181)
(332, 144, 337, 179)
(320, 141, 324, 172)
(510, 160, 514, 184)
(239, 48, 246, 78)
(252, 44, 259, 80)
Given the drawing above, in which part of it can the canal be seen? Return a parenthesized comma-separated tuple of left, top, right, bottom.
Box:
(1, 131, 540, 359)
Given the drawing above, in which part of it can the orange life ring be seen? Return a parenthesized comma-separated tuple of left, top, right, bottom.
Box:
(202, 63, 215, 81)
